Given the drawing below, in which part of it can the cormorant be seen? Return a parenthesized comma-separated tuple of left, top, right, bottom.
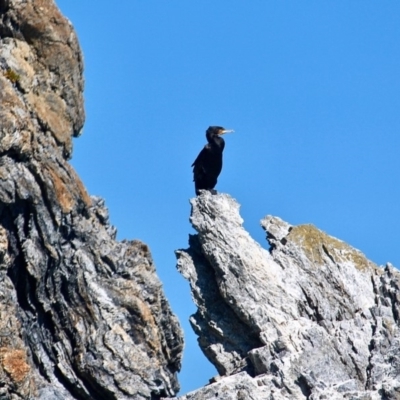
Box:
(192, 126, 234, 195)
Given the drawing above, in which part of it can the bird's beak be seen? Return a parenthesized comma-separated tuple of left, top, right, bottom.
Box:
(219, 129, 234, 135)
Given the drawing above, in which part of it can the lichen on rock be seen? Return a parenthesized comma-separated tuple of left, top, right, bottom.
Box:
(0, 1, 183, 399)
(3, 1, 400, 399)
(174, 191, 400, 399)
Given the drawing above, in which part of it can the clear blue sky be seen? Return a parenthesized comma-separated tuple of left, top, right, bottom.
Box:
(55, 1, 400, 395)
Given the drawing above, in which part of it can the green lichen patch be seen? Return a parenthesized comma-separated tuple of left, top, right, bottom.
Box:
(287, 224, 376, 272)
(3, 69, 20, 84)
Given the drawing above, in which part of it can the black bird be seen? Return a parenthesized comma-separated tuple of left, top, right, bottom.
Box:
(192, 126, 234, 195)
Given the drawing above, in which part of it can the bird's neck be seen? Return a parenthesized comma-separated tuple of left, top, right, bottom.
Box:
(208, 135, 225, 149)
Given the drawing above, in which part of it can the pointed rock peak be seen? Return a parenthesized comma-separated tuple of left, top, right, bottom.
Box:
(262, 215, 376, 273)
(189, 191, 244, 230)
(175, 192, 400, 399)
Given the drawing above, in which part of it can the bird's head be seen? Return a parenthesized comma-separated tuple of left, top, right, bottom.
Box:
(206, 126, 234, 137)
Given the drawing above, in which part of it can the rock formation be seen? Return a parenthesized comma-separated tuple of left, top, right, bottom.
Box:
(174, 192, 400, 399)
(0, 1, 183, 399)
(2, 1, 400, 400)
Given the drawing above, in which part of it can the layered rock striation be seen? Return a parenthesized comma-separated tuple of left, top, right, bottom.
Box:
(0, 1, 183, 399)
(175, 192, 400, 399)
(2, 1, 400, 399)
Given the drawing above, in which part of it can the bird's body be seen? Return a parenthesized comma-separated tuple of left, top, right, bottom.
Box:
(192, 126, 233, 195)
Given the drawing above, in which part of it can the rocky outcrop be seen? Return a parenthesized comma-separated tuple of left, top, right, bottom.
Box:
(0, 1, 183, 399)
(3, 1, 400, 399)
(174, 192, 400, 399)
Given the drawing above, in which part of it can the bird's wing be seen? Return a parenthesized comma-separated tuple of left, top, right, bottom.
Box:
(192, 145, 209, 168)
(192, 145, 209, 181)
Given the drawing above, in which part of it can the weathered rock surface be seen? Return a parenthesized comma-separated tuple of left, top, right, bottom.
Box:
(3, 0, 400, 399)
(174, 192, 400, 399)
(0, 1, 183, 399)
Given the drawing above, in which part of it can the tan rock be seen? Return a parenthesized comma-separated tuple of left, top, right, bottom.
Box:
(0, 1, 183, 399)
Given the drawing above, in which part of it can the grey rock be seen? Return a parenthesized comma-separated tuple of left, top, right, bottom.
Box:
(0, 1, 183, 399)
(4, 0, 400, 398)
(174, 191, 400, 399)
